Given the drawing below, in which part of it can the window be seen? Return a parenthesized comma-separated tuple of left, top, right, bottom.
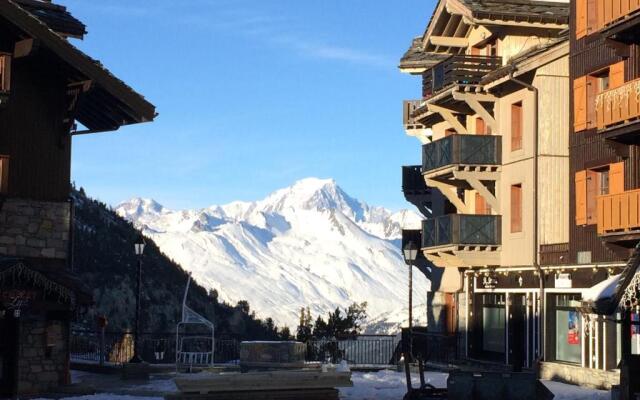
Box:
(575, 62, 625, 132)
(0, 156, 8, 194)
(0, 53, 10, 93)
(554, 295, 582, 364)
(575, 162, 624, 226)
(511, 102, 523, 151)
(482, 294, 505, 354)
(511, 184, 522, 233)
(475, 192, 491, 215)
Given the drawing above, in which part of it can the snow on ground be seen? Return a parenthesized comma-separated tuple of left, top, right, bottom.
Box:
(49, 370, 611, 400)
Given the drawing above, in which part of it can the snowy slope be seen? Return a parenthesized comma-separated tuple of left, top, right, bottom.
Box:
(116, 178, 426, 330)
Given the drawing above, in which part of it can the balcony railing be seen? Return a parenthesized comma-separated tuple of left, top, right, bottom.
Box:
(596, 78, 640, 130)
(403, 100, 426, 130)
(597, 189, 640, 235)
(423, 55, 502, 98)
(422, 134, 502, 173)
(402, 165, 429, 195)
(422, 214, 501, 248)
(600, 1, 640, 30)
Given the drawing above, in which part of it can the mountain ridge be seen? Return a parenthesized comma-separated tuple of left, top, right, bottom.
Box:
(116, 178, 427, 331)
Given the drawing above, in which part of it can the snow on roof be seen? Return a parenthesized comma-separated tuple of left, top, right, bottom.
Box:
(582, 273, 622, 303)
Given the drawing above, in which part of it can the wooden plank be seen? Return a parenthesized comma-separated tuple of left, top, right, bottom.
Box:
(576, 171, 588, 225)
(574, 77, 587, 132)
(609, 162, 625, 194)
(576, 0, 588, 38)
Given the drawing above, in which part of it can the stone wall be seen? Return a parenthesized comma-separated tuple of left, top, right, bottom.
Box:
(540, 361, 620, 390)
(16, 316, 69, 395)
(0, 198, 70, 259)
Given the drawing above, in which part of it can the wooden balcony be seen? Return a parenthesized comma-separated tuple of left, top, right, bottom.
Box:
(599, 0, 640, 42)
(422, 55, 502, 99)
(422, 134, 501, 176)
(596, 78, 640, 136)
(597, 189, 640, 236)
(421, 215, 501, 268)
(403, 100, 426, 132)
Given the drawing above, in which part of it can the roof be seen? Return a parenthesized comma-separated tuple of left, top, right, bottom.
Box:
(0, 257, 93, 306)
(480, 35, 568, 84)
(581, 242, 640, 315)
(458, 0, 569, 24)
(12, 0, 85, 38)
(399, 37, 450, 72)
(0, 0, 156, 132)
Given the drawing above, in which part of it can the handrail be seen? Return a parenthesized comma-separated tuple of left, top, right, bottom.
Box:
(596, 78, 640, 130)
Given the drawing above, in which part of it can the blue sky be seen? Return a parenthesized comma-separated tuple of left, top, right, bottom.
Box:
(68, 0, 434, 210)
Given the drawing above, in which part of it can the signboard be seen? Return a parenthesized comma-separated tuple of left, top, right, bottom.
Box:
(568, 311, 580, 345)
(555, 273, 573, 289)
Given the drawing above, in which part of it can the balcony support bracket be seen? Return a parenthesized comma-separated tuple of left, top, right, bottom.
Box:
(452, 91, 497, 133)
(427, 104, 468, 134)
(454, 170, 500, 213)
(426, 177, 471, 214)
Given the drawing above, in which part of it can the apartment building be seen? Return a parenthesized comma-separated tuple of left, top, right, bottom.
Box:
(0, 1, 155, 395)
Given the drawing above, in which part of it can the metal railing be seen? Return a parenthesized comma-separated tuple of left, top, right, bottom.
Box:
(422, 134, 502, 173)
(422, 214, 502, 248)
(423, 55, 502, 98)
(305, 335, 401, 366)
(70, 329, 239, 365)
(402, 329, 462, 365)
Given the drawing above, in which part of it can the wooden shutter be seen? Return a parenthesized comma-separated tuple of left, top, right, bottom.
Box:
(586, 75, 598, 129)
(475, 193, 491, 215)
(609, 61, 625, 89)
(476, 117, 486, 135)
(445, 128, 455, 137)
(471, 46, 481, 56)
(511, 102, 523, 150)
(576, 170, 588, 225)
(576, 0, 588, 39)
(511, 185, 522, 233)
(587, 0, 598, 33)
(574, 77, 588, 132)
(0, 156, 8, 194)
(587, 170, 598, 224)
(0, 54, 10, 92)
(610, 161, 625, 194)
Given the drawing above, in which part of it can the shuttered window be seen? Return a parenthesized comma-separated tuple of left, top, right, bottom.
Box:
(576, 0, 587, 39)
(575, 171, 587, 225)
(0, 54, 10, 93)
(574, 77, 588, 132)
(511, 184, 522, 233)
(587, 170, 598, 225)
(609, 61, 625, 89)
(511, 102, 523, 150)
(0, 155, 8, 194)
(609, 161, 625, 194)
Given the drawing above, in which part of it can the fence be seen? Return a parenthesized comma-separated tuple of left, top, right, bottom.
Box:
(305, 335, 401, 366)
(70, 330, 400, 367)
(70, 329, 239, 365)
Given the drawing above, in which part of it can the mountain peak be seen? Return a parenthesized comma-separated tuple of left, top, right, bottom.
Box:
(117, 197, 165, 218)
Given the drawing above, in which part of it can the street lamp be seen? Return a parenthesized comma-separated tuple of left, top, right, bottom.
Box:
(403, 241, 418, 361)
(131, 234, 146, 363)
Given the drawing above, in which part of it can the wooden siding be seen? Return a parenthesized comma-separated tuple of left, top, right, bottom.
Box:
(569, 0, 640, 262)
(0, 28, 72, 201)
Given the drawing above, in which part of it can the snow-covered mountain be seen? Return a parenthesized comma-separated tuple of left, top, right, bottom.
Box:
(116, 178, 426, 331)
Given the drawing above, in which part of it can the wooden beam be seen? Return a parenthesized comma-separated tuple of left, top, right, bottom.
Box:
(13, 38, 38, 58)
(426, 178, 471, 213)
(427, 104, 468, 134)
(429, 36, 468, 47)
(454, 172, 500, 213)
(453, 91, 497, 133)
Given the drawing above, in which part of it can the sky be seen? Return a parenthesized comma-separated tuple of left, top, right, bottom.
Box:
(67, 0, 435, 211)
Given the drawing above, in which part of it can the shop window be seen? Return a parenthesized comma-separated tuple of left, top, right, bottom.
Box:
(554, 294, 582, 364)
(511, 102, 523, 151)
(482, 294, 505, 354)
(511, 184, 522, 233)
(0, 156, 8, 194)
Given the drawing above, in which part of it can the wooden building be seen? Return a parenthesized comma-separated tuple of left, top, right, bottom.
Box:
(0, 0, 155, 396)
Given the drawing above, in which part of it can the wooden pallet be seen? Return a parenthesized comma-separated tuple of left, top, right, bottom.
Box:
(166, 388, 339, 400)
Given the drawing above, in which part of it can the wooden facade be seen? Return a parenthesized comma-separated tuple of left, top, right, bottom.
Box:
(0, 0, 155, 396)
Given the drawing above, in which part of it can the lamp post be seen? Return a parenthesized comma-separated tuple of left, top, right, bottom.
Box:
(131, 234, 146, 363)
(403, 241, 418, 361)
